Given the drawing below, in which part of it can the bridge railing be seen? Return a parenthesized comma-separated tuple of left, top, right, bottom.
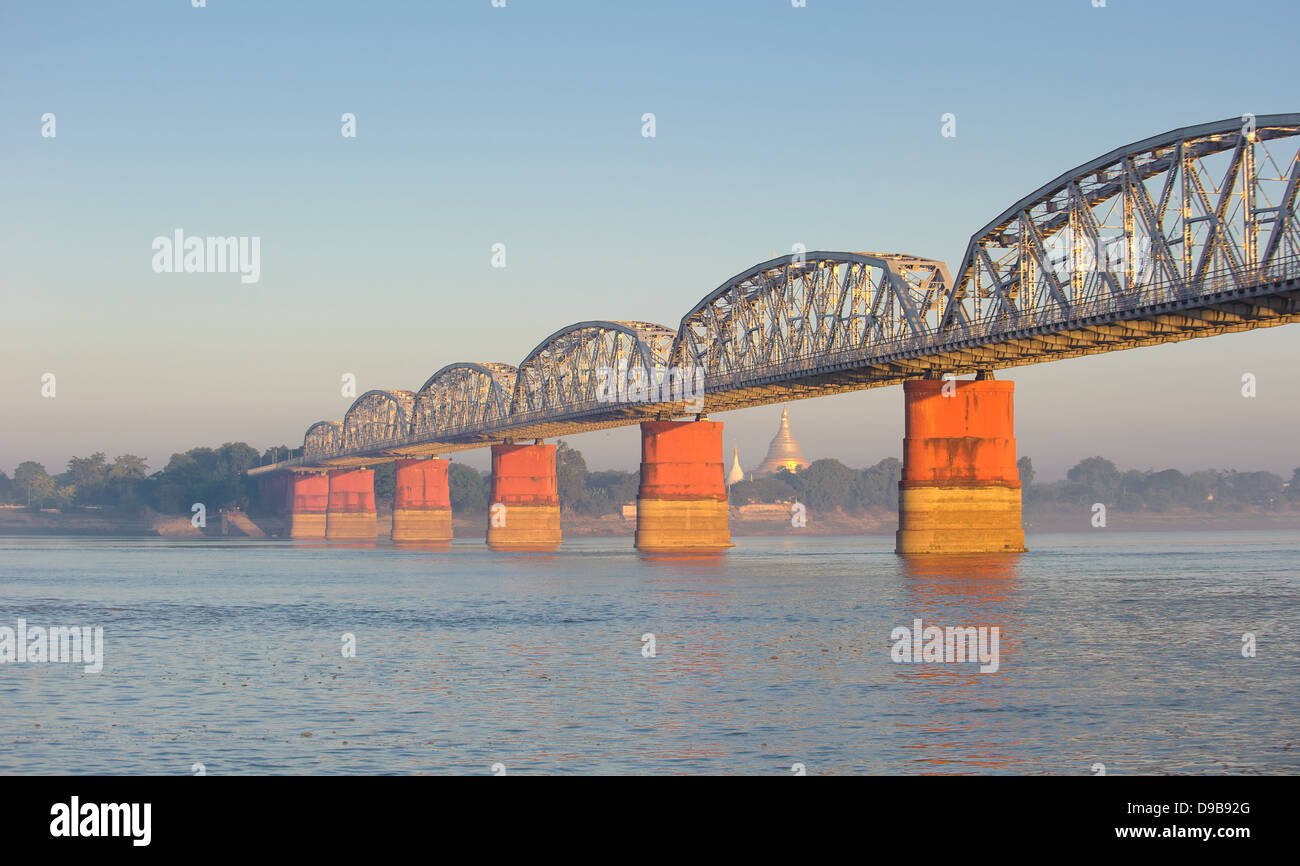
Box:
(956, 252, 1300, 341)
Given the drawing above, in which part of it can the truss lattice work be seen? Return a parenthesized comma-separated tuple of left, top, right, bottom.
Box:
(942, 114, 1300, 338)
(260, 114, 1299, 473)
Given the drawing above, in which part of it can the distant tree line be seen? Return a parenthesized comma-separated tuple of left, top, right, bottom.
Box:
(728, 458, 903, 511)
(721, 454, 1298, 514)
(1017, 456, 1296, 512)
(1, 442, 1295, 517)
(0, 444, 273, 513)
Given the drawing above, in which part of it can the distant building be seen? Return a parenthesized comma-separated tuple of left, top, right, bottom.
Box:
(755, 406, 810, 476)
(727, 446, 745, 486)
(737, 503, 793, 519)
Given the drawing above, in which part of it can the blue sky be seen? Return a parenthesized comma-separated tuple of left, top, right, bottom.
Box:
(2, 0, 1298, 479)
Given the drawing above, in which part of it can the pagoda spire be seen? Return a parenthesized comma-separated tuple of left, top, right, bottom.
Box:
(727, 446, 745, 485)
(755, 405, 810, 476)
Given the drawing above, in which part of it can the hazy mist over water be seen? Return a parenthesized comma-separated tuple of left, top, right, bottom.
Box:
(1, 532, 1296, 775)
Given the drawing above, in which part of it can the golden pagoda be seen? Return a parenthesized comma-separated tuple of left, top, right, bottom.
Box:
(755, 406, 810, 476)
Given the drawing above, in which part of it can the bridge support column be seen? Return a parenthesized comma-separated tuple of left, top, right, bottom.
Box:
(392, 458, 453, 545)
(895, 378, 1026, 555)
(288, 473, 329, 539)
(272, 474, 290, 514)
(257, 474, 290, 514)
(326, 468, 377, 541)
(634, 420, 732, 553)
(487, 443, 561, 551)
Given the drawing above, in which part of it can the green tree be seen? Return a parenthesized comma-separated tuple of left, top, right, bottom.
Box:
(108, 454, 148, 482)
(790, 459, 856, 510)
(11, 460, 73, 510)
(261, 444, 295, 465)
(372, 462, 396, 506)
(857, 458, 902, 508)
(147, 442, 261, 513)
(65, 453, 109, 506)
(13, 462, 52, 507)
(152, 453, 195, 513)
(728, 473, 796, 507)
(1187, 470, 1219, 510)
(1142, 468, 1190, 512)
(1067, 456, 1119, 488)
(1017, 456, 1035, 488)
(1115, 469, 1148, 511)
(448, 462, 488, 512)
(585, 469, 639, 516)
(555, 440, 588, 513)
(1065, 456, 1120, 504)
(102, 454, 148, 511)
(1225, 471, 1284, 508)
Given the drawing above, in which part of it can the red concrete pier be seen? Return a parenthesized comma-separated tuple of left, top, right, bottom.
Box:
(288, 473, 330, 539)
(634, 420, 732, 552)
(487, 443, 561, 551)
(392, 458, 453, 544)
(895, 378, 1026, 555)
(325, 468, 378, 541)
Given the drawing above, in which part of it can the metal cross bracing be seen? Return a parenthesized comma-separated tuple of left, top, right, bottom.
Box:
(939, 113, 1300, 352)
(411, 362, 517, 441)
(252, 114, 1300, 475)
(341, 390, 415, 452)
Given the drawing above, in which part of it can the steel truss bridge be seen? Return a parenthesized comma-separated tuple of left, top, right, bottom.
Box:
(251, 114, 1300, 475)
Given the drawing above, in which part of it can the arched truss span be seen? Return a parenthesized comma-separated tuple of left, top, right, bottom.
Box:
(341, 389, 415, 452)
(511, 320, 677, 417)
(303, 421, 343, 460)
(941, 113, 1300, 337)
(278, 115, 1300, 472)
(412, 362, 518, 437)
(671, 252, 952, 383)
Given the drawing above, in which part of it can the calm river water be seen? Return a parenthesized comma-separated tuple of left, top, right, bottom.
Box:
(1, 531, 1296, 774)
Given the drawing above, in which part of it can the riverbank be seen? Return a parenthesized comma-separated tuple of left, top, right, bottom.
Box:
(3, 504, 1299, 538)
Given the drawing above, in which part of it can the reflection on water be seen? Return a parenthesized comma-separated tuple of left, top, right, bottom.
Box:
(391, 542, 451, 553)
(0, 532, 1297, 775)
(636, 550, 730, 567)
(896, 554, 1024, 773)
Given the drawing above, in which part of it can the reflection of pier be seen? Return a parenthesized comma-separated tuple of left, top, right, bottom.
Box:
(893, 554, 1026, 774)
(900, 554, 1022, 682)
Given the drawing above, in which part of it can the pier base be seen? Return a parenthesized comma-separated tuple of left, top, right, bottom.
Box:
(487, 443, 561, 551)
(392, 458, 453, 544)
(326, 468, 378, 541)
(634, 420, 732, 553)
(895, 378, 1026, 555)
(288, 473, 329, 539)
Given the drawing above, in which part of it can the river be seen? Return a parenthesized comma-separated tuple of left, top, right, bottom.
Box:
(1, 531, 1296, 774)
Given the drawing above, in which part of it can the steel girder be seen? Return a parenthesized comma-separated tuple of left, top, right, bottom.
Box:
(940, 113, 1300, 339)
(510, 320, 676, 422)
(341, 389, 416, 453)
(671, 252, 952, 388)
(412, 362, 517, 439)
(303, 421, 343, 461)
